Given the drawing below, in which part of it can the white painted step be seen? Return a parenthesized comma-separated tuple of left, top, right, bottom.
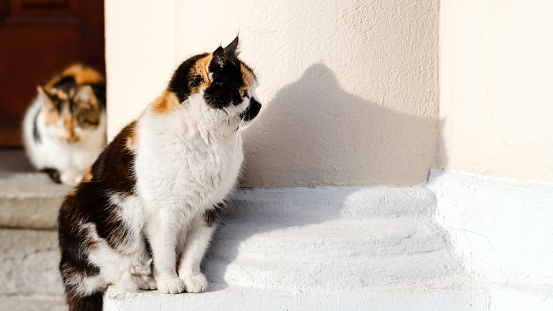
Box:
(0, 174, 66, 306)
(227, 186, 436, 221)
(0, 229, 63, 296)
(205, 250, 462, 291)
(211, 219, 448, 260)
(0, 295, 66, 311)
(103, 185, 481, 311)
(0, 173, 71, 230)
(105, 283, 487, 311)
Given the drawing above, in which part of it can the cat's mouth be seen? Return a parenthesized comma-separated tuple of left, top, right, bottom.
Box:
(239, 98, 261, 122)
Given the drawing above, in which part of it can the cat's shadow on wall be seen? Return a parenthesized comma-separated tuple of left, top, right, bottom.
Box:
(203, 63, 445, 290)
(238, 63, 441, 187)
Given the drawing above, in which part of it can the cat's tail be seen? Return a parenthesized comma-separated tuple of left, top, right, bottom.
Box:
(65, 290, 103, 311)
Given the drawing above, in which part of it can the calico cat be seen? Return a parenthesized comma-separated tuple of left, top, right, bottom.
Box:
(58, 37, 261, 311)
(22, 64, 106, 185)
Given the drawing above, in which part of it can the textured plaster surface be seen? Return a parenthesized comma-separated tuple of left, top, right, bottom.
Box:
(439, 0, 553, 181)
(105, 0, 177, 137)
(105, 0, 440, 187)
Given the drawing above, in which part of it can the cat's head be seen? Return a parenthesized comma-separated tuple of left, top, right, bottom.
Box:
(37, 83, 104, 143)
(167, 36, 262, 125)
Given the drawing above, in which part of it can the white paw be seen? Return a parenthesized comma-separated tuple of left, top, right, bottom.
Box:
(60, 172, 82, 185)
(137, 276, 157, 290)
(157, 277, 185, 294)
(116, 271, 140, 292)
(181, 273, 208, 293)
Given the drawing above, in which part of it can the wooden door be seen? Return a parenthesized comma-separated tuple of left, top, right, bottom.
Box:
(0, 0, 105, 147)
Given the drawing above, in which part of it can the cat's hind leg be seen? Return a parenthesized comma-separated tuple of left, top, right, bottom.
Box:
(86, 230, 155, 292)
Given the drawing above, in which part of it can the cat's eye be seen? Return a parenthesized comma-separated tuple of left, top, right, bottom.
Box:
(239, 89, 247, 98)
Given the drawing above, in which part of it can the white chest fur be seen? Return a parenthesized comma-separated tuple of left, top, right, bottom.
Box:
(134, 104, 244, 217)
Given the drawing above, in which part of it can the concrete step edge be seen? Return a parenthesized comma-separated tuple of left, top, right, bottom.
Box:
(105, 280, 488, 311)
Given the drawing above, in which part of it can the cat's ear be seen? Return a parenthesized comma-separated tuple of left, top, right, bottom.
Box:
(209, 36, 240, 72)
(75, 85, 98, 107)
(36, 86, 55, 109)
(209, 46, 226, 72)
(224, 36, 239, 57)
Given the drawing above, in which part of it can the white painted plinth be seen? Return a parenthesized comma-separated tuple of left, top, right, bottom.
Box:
(105, 285, 486, 311)
(105, 171, 553, 310)
(105, 185, 485, 310)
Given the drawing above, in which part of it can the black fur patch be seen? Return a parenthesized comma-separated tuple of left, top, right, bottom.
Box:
(168, 45, 249, 110)
(53, 76, 76, 88)
(204, 50, 244, 109)
(40, 168, 61, 183)
(58, 190, 103, 304)
(204, 202, 226, 227)
(168, 53, 209, 103)
(49, 79, 106, 114)
(33, 108, 41, 143)
(64, 290, 103, 311)
(58, 121, 139, 304)
(90, 121, 137, 194)
(240, 98, 262, 121)
(89, 83, 106, 108)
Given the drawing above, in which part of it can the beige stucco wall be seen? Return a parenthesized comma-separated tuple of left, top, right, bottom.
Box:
(106, 0, 439, 187)
(440, 0, 553, 182)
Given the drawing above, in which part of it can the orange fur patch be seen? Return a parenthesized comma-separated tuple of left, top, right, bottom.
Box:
(241, 64, 255, 89)
(44, 108, 59, 126)
(55, 89, 68, 100)
(62, 64, 105, 85)
(68, 187, 78, 196)
(82, 167, 93, 183)
(125, 122, 140, 151)
(62, 112, 80, 142)
(44, 64, 104, 89)
(190, 53, 214, 93)
(150, 91, 180, 114)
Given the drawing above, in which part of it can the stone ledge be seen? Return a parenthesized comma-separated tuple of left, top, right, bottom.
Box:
(105, 284, 488, 311)
(0, 295, 65, 311)
(0, 173, 71, 230)
(0, 229, 63, 296)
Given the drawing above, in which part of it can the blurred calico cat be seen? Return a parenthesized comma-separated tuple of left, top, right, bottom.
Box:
(22, 64, 106, 185)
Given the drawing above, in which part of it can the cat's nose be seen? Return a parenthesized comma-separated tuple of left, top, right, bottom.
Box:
(60, 132, 80, 143)
(240, 98, 261, 121)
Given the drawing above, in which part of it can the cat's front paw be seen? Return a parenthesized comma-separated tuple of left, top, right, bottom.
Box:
(157, 277, 185, 294)
(181, 273, 208, 293)
(60, 172, 82, 186)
